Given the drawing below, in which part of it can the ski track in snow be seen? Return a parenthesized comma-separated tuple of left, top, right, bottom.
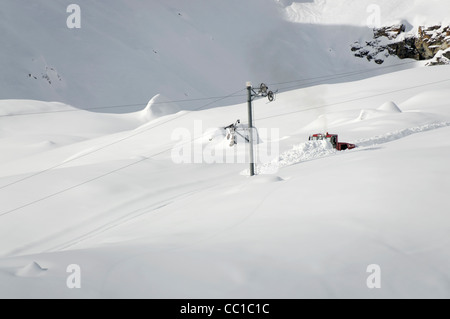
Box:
(5, 185, 209, 256)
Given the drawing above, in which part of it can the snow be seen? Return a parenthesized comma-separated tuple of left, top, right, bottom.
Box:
(281, 0, 450, 28)
(1, 0, 428, 111)
(377, 101, 402, 113)
(1, 0, 450, 299)
(15, 261, 48, 278)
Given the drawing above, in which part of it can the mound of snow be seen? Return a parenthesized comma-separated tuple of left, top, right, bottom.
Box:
(15, 261, 47, 278)
(357, 109, 377, 121)
(248, 175, 285, 184)
(377, 101, 402, 113)
(140, 94, 182, 121)
(247, 139, 337, 175)
(357, 101, 402, 121)
(277, 139, 336, 165)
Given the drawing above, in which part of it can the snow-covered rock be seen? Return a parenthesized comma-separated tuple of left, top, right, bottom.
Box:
(352, 24, 450, 64)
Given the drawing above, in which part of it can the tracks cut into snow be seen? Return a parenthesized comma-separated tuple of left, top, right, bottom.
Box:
(252, 121, 450, 174)
(354, 121, 450, 147)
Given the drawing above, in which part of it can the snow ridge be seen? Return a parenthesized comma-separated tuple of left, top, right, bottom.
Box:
(355, 121, 450, 146)
(247, 140, 337, 175)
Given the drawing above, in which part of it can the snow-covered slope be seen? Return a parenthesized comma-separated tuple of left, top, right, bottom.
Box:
(1, 65, 450, 298)
(5, 0, 444, 111)
(281, 0, 450, 27)
(1, 1, 450, 299)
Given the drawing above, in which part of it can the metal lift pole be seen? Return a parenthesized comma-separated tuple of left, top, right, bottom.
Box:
(246, 82, 255, 176)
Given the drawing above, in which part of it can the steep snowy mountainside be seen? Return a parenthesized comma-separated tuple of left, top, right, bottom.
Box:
(280, 0, 450, 28)
(2, 0, 437, 112)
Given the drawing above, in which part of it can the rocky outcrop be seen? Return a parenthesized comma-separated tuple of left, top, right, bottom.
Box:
(416, 25, 450, 59)
(374, 24, 406, 40)
(351, 24, 450, 65)
(425, 48, 450, 66)
(387, 37, 420, 60)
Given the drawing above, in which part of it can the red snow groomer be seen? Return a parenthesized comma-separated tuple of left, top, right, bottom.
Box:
(308, 133, 356, 151)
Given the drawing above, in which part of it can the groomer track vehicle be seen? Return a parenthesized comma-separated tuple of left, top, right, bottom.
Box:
(309, 133, 356, 151)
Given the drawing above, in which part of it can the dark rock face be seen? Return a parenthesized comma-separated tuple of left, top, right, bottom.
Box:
(350, 39, 389, 63)
(387, 37, 420, 60)
(351, 24, 450, 64)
